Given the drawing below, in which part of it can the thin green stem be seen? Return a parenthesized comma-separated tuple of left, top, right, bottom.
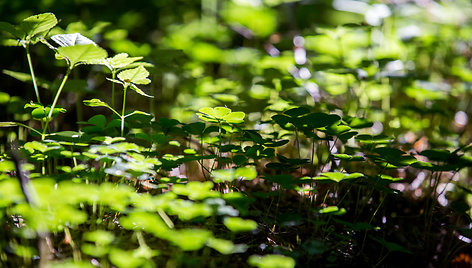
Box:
(48, 68, 71, 119)
(121, 85, 129, 137)
(64, 226, 81, 262)
(361, 195, 386, 252)
(41, 68, 72, 140)
(310, 137, 316, 177)
(295, 129, 302, 175)
(25, 45, 41, 104)
(8, 122, 43, 136)
(111, 70, 117, 107)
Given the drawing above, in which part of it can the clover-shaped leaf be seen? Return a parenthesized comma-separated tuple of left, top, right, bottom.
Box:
(115, 66, 153, 98)
(224, 111, 245, 124)
(313, 172, 364, 183)
(100, 53, 144, 71)
(197, 107, 245, 124)
(117, 65, 150, 85)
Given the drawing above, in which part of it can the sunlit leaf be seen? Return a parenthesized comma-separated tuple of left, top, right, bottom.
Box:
(234, 167, 257, 180)
(319, 206, 346, 215)
(166, 229, 212, 251)
(117, 65, 150, 85)
(224, 217, 257, 232)
(96, 53, 143, 70)
(57, 43, 107, 68)
(206, 238, 237, 254)
(129, 83, 153, 98)
(224, 111, 245, 124)
(248, 254, 295, 268)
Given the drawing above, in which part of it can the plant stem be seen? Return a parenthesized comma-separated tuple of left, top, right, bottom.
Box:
(310, 137, 316, 177)
(121, 85, 129, 137)
(64, 226, 81, 262)
(111, 70, 117, 107)
(295, 129, 302, 175)
(41, 68, 72, 140)
(48, 68, 71, 119)
(25, 45, 41, 104)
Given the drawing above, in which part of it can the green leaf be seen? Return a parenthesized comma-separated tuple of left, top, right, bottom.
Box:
(0, 121, 42, 136)
(0, 160, 15, 172)
(124, 110, 151, 118)
(377, 174, 403, 182)
(183, 122, 206, 135)
(57, 44, 107, 68)
(206, 238, 236, 255)
(315, 172, 363, 182)
(20, 13, 57, 39)
(119, 211, 168, 237)
(49, 131, 83, 143)
(87, 114, 107, 128)
(233, 155, 248, 165)
(197, 108, 219, 122)
(224, 217, 257, 232)
(319, 206, 346, 215)
(234, 167, 257, 180)
(420, 149, 451, 162)
(32, 107, 47, 119)
(129, 84, 153, 98)
(30, 105, 66, 119)
(24, 141, 48, 153)
(167, 229, 212, 251)
(3, 69, 50, 89)
(197, 107, 245, 124)
(100, 53, 144, 70)
(212, 169, 235, 182)
(117, 66, 150, 85)
(83, 230, 115, 245)
(0, 22, 22, 39)
(370, 236, 411, 254)
(106, 78, 124, 85)
(374, 147, 417, 166)
(172, 181, 219, 200)
(332, 154, 365, 161)
(83, 98, 110, 108)
(344, 116, 374, 129)
(0, 122, 18, 127)
(109, 249, 147, 268)
(356, 134, 393, 144)
(304, 113, 341, 129)
(0, 92, 10, 103)
(224, 111, 245, 124)
(214, 107, 231, 118)
(284, 107, 310, 117)
(222, 4, 277, 37)
(248, 255, 295, 268)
